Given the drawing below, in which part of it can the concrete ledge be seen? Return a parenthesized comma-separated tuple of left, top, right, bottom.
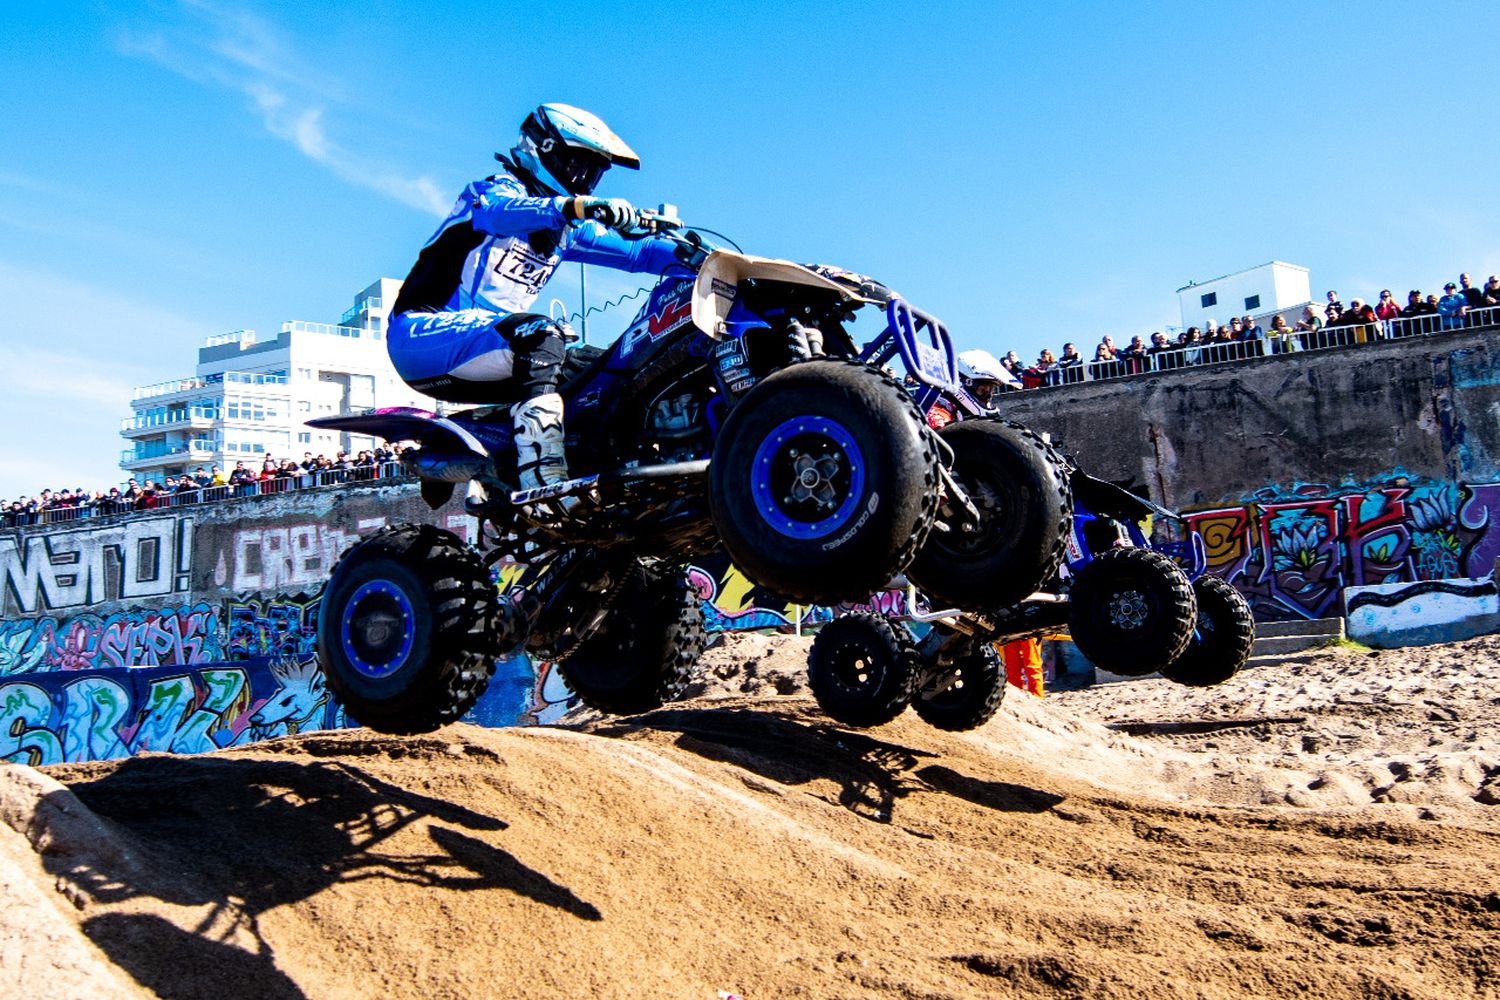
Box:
(1255, 618, 1345, 639)
(1344, 575, 1500, 649)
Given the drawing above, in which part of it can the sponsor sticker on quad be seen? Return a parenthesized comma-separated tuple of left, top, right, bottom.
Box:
(711, 278, 736, 300)
(1064, 529, 1085, 564)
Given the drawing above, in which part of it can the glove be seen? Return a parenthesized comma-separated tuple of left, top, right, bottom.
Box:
(566, 196, 637, 233)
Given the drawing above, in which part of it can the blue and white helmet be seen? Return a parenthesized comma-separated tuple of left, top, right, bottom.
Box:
(510, 103, 640, 196)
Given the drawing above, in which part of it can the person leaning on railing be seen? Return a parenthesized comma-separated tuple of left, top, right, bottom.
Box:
(1056, 342, 1084, 383)
(1484, 276, 1500, 307)
(1438, 283, 1468, 330)
(1268, 313, 1302, 353)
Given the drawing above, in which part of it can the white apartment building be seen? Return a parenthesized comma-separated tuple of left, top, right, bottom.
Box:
(1176, 261, 1314, 332)
(120, 278, 438, 480)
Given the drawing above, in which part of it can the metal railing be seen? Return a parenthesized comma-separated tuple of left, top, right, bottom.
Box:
(217, 371, 289, 387)
(1017, 304, 1500, 388)
(120, 407, 220, 432)
(284, 319, 381, 340)
(131, 370, 289, 400)
(120, 438, 221, 464)
(340, 298, 383, 325)
(2, 461, 410, 528)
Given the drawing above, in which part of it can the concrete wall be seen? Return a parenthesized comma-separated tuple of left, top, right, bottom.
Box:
(0, 483, 521, 766)
(994, 329, 1500, 622)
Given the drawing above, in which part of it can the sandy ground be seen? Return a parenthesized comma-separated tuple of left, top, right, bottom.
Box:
(4, 631, 1500, 999)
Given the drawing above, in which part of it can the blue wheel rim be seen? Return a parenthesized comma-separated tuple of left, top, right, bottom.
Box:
(340, 580, 417, 678)
(749, 416, 865, 540)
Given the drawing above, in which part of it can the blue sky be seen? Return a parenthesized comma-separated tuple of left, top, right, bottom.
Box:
(1, 1, 1496, 498)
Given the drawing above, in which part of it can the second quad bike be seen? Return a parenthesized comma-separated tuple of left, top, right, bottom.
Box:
(806, 468, 1256, 731)
(311, 212, 1074, 733)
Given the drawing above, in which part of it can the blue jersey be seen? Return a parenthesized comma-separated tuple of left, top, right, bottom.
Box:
(391, 167, 683, 317)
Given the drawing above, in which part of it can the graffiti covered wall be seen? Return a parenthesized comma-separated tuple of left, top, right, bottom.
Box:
(1179, 473, 1500, 621)
(0, 483, 529, 763)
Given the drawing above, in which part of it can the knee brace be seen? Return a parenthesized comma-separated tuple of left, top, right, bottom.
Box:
(499, 313, 566, 399)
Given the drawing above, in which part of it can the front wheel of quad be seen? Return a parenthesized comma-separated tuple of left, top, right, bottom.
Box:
(1066, 547, 1196, 677)
(1160, 576, 1255, 687)
(317, 525, 497, 734)
(558, 561, 706, 715)
(907, 418, 1073, 612)
(807, 612, 920, 728)
(709, 360, 940, 606)
(912, 641, 1006, 732)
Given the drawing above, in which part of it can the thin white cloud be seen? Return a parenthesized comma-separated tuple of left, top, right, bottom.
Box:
(0, 260, 209, 355)
(115, 2, 449, 216)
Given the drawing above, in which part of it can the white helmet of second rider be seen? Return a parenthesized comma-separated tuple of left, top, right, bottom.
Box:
(957, 349, 1020, 402)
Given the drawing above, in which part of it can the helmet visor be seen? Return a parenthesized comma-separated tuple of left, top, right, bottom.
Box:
(546, 145, 610, 195)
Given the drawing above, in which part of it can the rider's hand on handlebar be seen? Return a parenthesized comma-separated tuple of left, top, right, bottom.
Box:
(566, 196, 637, 233)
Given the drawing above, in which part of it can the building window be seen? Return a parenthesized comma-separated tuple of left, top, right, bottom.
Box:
(1200, 292, 1217, 308)
(1244, 294, 1261, 310)
(297, 432, 312, 443)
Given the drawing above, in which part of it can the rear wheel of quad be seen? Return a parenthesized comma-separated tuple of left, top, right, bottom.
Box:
(558, 561, 706, 715)
(1066, 547, 1196, 677)
(710, 360, 940, 606)
(1160, 576, 1255, 687)
(907, 418, 1073, 612)
(318, 524, 497, 735)
(912, 641, 1006, 732)
(807, 612, 920, 728)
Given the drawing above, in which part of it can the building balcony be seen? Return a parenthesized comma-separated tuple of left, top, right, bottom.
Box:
(285, 319, 382, 341)
(133, 377, 211, 401)
(120, 438, 219, 471)
(120, 410, 218, 438)
(131, 370, 289, 403)
(340, 298, 383, 325)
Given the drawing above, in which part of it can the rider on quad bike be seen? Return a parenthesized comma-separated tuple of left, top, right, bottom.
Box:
(386, 103, 702, 500)
(925, 348, 1015, 427)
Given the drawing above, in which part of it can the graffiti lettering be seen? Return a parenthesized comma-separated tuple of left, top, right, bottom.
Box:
(0, 605, 222, 675)
(0, 682, 64, 765)
(0, 516, 191, 614)
(226, 597, 319, 660)
(231, 524, 358, 592)
(61, 676, 130, 761)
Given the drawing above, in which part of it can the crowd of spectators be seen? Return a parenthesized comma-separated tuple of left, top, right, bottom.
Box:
(1002, 272, 1500, 389)
(2, 447, 408, 527)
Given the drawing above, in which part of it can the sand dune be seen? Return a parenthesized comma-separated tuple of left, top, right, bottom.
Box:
(4, 632, 1499, 999)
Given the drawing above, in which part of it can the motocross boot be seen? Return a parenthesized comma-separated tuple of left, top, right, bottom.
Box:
(512, 392, 578, 512)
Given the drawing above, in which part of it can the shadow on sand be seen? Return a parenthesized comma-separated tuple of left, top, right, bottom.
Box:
(47, 752, 600, 998)
(592, 707, 1062, 822)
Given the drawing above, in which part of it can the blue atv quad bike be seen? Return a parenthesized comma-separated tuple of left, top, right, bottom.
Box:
(310, 213, 1073, 734)
(806, 467, 1255, 732)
